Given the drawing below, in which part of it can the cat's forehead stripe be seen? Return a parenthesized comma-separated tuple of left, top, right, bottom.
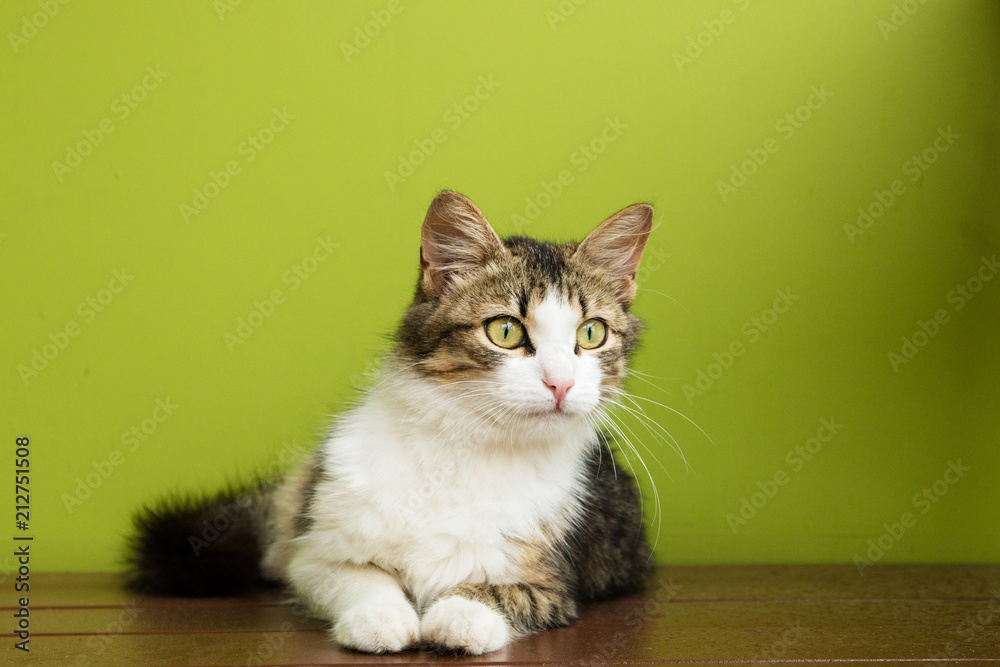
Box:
(503, 236, 568, 285)
(395, 224, 642, 383)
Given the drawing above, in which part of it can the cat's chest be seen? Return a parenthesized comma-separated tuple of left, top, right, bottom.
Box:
(320, 424, 586, 602)
(335, 434, 580, 543)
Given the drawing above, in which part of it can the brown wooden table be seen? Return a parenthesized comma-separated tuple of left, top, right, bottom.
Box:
(7, 565, 1000, 665)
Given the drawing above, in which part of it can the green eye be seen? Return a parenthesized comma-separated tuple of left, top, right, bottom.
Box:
(577, 319, 608, 350)
(485, 317, 526, 349)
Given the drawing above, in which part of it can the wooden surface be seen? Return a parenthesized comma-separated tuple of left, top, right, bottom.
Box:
(6, 565, 1000, 665)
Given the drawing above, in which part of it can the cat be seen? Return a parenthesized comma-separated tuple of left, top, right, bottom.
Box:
(127, 190, 655, 655)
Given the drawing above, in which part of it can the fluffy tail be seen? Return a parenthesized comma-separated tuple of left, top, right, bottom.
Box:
(126, 480, 274, 597)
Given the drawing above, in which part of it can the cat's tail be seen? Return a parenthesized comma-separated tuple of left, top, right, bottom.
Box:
(125, 479, 275, 597)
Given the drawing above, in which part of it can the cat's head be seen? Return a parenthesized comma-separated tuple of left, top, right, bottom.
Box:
(394, 191, 652, 437)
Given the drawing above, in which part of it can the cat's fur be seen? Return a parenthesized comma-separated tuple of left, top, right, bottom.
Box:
(127, 191, 655, 654)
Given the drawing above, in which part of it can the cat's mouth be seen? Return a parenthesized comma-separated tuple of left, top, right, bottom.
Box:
(520, 405, 575, 419)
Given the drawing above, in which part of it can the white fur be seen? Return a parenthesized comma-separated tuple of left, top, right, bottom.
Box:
(495, 293, 604, 416)
(327, 564, 420, 652)
(421, 596, 510, 655)
(275, 290, 607, 653)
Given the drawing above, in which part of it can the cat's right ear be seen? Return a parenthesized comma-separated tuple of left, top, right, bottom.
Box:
(420, 191, 504, 297)
(575, 203, 653, 305)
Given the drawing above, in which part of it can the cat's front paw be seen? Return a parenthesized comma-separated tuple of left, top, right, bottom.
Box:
(420, 596, 510, 655)
(332, 599, 420, 653)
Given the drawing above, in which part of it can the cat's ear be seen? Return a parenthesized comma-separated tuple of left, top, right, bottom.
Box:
(421, 191, 504, 297)
(575, 203, 653, 304)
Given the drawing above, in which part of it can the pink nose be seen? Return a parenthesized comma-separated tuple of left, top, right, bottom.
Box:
(544, 377, 575, 408)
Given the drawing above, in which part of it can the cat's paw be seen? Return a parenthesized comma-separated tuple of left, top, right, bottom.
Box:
(420, 596, 510, 655)
(332, 599, 420, 653)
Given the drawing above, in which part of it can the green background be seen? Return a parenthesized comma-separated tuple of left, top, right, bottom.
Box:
(1, 1, 997, 574)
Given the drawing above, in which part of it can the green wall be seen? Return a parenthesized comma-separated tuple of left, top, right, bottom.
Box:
(2, 1, 997, 573)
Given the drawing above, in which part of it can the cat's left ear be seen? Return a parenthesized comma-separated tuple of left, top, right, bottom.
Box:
(420, 191, 505, 297)
(575, 203, 653, 304)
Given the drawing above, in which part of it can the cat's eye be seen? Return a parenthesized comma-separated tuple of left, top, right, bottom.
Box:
(576, 319, 608, 350)
(485, 317, 526, 349)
